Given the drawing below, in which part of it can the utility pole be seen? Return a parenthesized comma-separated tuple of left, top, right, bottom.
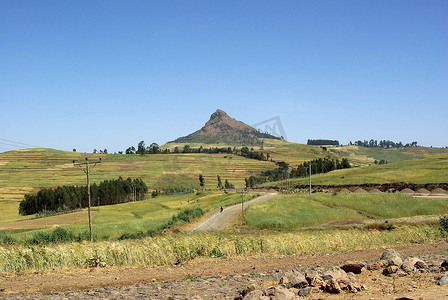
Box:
(241, 189, 244, 225)
(309, 163, 312, 195)
(74, 157, 101, 242)
(188, 184, 191, 204)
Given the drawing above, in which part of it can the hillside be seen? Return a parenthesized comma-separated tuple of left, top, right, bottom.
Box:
(262, 153, 448, 188)
(169, 109, 280, 145)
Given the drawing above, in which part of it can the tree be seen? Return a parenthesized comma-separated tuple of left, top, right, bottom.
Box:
(137, 141, 146, 155)
(73, 149, 76, 152)
(217, 175, 223, 189)
(224, 179, 234, 189)
(125, 146, 135, 154)
(93, 149, 97, 154)
(103, 149, 108, 154)
(199, 174, 205, 189)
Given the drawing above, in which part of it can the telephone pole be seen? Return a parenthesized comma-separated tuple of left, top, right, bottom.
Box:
(74, 157, 101, 242)
(309, 163, 312, 195)
(241, 189, 245, 225)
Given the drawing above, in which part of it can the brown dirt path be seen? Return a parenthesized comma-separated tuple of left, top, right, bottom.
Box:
(1, 242, 447, 297)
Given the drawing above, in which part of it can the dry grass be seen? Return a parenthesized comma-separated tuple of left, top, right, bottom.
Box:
(0, 224, 440, 272)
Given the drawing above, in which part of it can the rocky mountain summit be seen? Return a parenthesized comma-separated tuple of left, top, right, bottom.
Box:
(170, 109, 280, 145)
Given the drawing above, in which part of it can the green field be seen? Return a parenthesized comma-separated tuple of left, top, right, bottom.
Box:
(0, 148, 271, 223)
(264, 153, 448, 188)
(1, 143, 447, 224)
(245, 193, 448, 229)
(1, 192, 258, 243)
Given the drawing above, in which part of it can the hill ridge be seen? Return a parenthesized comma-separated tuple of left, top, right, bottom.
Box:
(170, 109, 280, 145)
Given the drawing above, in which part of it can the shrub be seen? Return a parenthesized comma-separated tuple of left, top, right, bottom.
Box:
(439, 215, 448, 234)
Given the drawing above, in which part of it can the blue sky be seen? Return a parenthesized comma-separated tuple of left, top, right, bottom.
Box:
(1, 0, 447, 153)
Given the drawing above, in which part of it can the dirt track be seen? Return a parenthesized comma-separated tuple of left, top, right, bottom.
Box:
(188, 193, 276, 232)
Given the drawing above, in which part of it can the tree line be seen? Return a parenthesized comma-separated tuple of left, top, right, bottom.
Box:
(244, 157, 351, 188)
(123, 141, 269, 162)
(349, 139, 418, 148)
(19, 177, 148, 216)
(307, 139, 340, 146)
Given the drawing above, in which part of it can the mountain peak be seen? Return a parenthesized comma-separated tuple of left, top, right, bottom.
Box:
(170, 109, 280, 145)
(206, 109, 231, 126)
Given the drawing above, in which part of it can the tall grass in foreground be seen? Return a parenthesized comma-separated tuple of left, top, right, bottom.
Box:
(0, 225, 440, 272)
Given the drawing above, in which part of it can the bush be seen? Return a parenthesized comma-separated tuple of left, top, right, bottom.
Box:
(118, 231, 145, 240)
(440, 215, 448, 234)
(26, 228, 84, 245)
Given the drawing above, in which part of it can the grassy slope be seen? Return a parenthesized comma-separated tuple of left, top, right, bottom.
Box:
(245, 193, 448, 229)
(1, 143, 446, 222)
(263, 153, 448, 187)
(2, 192, 258, 241)
(0, 148, 271, 223)
(328, 145, 448, 166)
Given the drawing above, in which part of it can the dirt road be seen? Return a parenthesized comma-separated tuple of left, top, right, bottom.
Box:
(188, 193, 276, 232)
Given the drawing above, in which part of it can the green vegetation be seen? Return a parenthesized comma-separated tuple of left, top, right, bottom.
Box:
(19, 177, 147, 215)
(263, 153, 448, 188)
(245, 193, 448, 229)
(1, 192, 258, 243)
(0, 224, 441, 272)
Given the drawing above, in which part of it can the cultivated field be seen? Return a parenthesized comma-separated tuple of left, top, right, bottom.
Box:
(264, 153, 448, 188)
(244, 193, 448, 229)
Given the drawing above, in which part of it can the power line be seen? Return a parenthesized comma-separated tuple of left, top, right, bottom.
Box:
(0, 146, 15, 151)
(0, 138, 41, 148)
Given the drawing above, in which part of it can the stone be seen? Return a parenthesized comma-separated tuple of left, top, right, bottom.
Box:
(347, 281, 362, 293)
(341, 261, 365, 274)
(243, 289, 265, 300)
(305, 270, 324, 287)
(240, 284, 257, 297)
(381, 249, 403, 261)
(367, 262, 381, 271)
(439, 275, 448, 286)
(441, 258, 448, 269)
(402, 257, 427, 273)
(382, 265, 399, 276)
(323, 266, 348, 281)
(298, 287, 311, 297)
(346, 272, 357, 281)
(336, 278, 351, 290)
(388, 256, 403, 267)
(279, 270, 308, 289)
(325, 279, 342, 294)
(266, 285, 295, 300)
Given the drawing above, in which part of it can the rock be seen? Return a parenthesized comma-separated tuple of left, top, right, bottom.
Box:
(323, 266, 348, 281)
(298, 287, 311, 297)
(367, 262, 381, 271)
(402, 257, 427, 273)
(381, 249, 403, 262)
(383, 265, 399, 276)
(395, 297, 414, 300)
(325, 279, 342, 294)
(439, 275, 448, 286)
(336, 278, 351, 290)
(341, 261, 365, 274)
(441, 258, 448, 270)
(240, 284, 257, 297)
(347, 281, 362, 293)
(305, 270, 324, 287)
(288, 288, 299, 295)
(266, 285, 295, 300)
(279, 270, 308, 289)
(243, 289, 265, 300)
(346, 272, 357, 281)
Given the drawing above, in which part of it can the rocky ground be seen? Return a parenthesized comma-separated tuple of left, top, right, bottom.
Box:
(1, 243, 448, 299)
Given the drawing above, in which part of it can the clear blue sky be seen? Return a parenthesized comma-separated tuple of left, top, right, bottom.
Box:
(1, 0, 447, 153)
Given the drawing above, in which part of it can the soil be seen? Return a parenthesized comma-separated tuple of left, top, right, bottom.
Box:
(1, 242, 448, 299)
